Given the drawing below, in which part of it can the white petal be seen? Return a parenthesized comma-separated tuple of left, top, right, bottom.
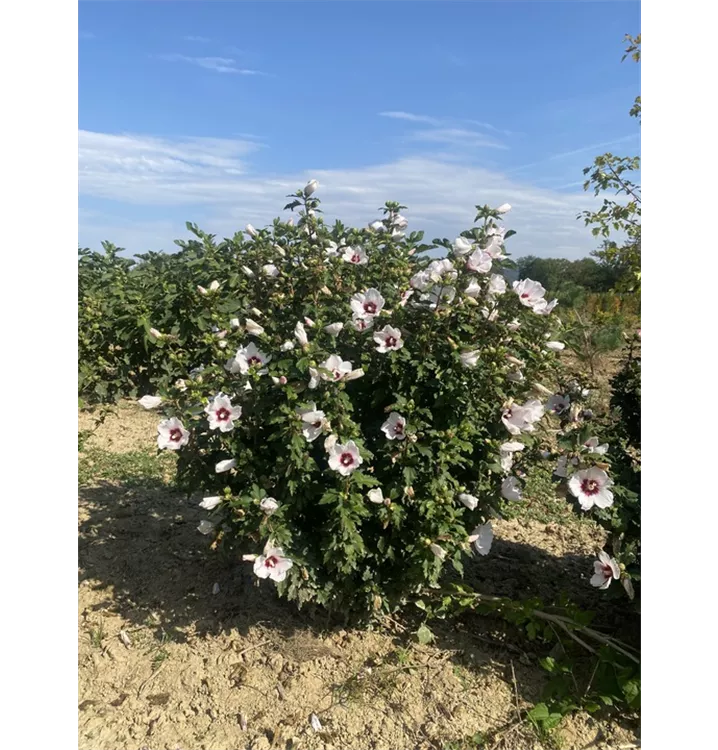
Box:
(310, 713, 323, 732)
(367, 489, 384, 504)
(215, 458, 237, 473)
(138, 395, 162, 410)
(199, 496, 221, 510)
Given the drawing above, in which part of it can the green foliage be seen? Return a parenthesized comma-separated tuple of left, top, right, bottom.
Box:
(89, 186, 565, 618)
(560, 308, 627, 376)
(515, 256, 621, 306)
(579, 35, 641, 294)
(547, 340, 641, 605)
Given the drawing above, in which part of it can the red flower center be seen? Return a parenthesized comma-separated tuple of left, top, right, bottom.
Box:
(169, 428, 183, 442)
(600, 562, 613, 578)
(333, 370, 342, 380)
(312, 420, 322, 428)
(521, 293, 530, 299)
(248, 356, 262, 365)
(340, 452, 354, 467)
(351, 254, 361, 263)
(264, 556, 278, 569)
(581, 479, 600, 496)
(216, 408, 230, 421)
(364, 301, 377, 314)
(394, 422, 404, 435)
(385, 336, 397, 348)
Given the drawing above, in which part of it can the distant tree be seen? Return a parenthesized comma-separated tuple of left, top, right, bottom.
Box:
(514, 255, 620, 305)
(579, 34, 641, 294)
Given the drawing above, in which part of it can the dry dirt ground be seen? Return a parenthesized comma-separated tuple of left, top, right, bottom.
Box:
(78, 403, 639, 750)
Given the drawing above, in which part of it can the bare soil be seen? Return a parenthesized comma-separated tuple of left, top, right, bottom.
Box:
(79, 405, 639, 750)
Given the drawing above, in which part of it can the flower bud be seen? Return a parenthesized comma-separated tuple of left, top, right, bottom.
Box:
(149, 328, 163, 339)
(496, 203, 512, 214)
(241, 265, 255, 278)
(245, 223, 258, 237)
(304, 179, 318, 197)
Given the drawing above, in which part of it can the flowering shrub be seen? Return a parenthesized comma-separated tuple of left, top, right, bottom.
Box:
(139, 183, 565, 617)
(79, 228, 260, 404)
(544, 336, 641, 603)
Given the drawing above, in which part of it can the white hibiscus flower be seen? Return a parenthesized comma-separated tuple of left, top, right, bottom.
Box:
(342, 245, 368, 265)
(157, 418, 190, 450)
(466, 249, 492, 274)
(590, 550, 621, 589)
(351, 288, 385, 319)
(460, 350, 480, 368)
(374, 325, 404, 353)
(319, 354, 353, 382)
(138, 395, 162, 410)
(469, 523, 494, 556)
(253, 544, 293, 582)
(227, 342, 271, 374)
(205, 393, 242, 432)
(297, 402, 327, 442)
(458, 493, 479, 511)
(513, 278, 547, 309)
(568, 467, 615, 511)
(381, 412, 407, 441)
(327, 440, 363, 476)
(501, 476, 523, 501)
(215, 458, 237, 473)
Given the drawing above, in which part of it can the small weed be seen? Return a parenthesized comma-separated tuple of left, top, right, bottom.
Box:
(441, 732, 486, 749)
(88, 621, 105, 649)
(148, 629, 173, 670)
(452, 664, 472, 690)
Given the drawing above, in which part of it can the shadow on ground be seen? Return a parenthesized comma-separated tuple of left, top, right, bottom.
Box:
(78, 477, 636, 690)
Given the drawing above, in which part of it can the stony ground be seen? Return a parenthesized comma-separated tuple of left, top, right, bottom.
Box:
(78, 402, 640, 750)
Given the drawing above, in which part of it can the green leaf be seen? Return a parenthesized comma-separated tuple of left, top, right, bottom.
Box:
(416, 624, 434, 645)
(528, 703, 549, 721)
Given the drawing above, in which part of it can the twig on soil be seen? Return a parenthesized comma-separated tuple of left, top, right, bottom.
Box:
(223, 639, 272, 658)
(486, 719, 524, 750)
(137, 662, 166, 697)
(382, 614, 407, 633)
(510, 661, 522, 722)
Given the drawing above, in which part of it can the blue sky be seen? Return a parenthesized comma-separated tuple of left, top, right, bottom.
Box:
(79, 0, 641, 259)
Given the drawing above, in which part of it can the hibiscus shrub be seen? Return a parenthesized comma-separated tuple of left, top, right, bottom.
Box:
(79, 227, 260, 405)
(143, 183, 565, 617)
(544, 336, 641, 604)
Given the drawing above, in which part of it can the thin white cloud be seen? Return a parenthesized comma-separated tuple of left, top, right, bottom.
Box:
(157, 54, 264, 75)
(409, 127, 508, 151)
(79, 130, 602, 260)
(379, 111, 443, 126)
(380, 111, 510, 149)
(507, 134, 640, 174)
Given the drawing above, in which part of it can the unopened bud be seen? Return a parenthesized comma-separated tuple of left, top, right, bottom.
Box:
(304, 179, 318, 197)
(245, 223, 258, 237)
